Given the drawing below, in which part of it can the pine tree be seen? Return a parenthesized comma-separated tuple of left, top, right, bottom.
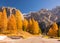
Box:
(47, 22, 58, 37)
(0, 9, 8, 33)
(7, 14, 17, 34)
(15, 10, 22, 32)
(23, 19, 28, 31)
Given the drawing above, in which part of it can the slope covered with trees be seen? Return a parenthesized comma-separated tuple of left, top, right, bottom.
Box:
(0, 7, 60, 38)
(0, 7, 42, 38)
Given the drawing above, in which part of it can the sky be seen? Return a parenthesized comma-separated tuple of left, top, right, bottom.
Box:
(0, 0, 60, 13)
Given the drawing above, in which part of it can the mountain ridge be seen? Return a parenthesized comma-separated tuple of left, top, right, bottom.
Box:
(24, 6, 60, 26)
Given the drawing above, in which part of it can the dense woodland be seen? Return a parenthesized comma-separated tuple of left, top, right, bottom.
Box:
(0, 8, 60, 37)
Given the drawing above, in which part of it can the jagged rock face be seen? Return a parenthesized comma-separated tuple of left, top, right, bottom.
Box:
(24, 8, 60, 33)
(52, 6, 60, 22)
(24, 7, 60, 27)
(0, 7, 24, 20)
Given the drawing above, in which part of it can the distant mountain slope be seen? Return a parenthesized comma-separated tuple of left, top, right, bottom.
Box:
(24, 6, 60, 27)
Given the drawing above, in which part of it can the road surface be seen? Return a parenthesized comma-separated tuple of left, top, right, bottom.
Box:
(0, 36, 60, 43)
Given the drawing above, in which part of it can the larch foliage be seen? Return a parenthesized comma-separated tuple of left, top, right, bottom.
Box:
(23, 19, 28, 31)
(7, 14, 17, 34)
(0, 12, 2, 19)
(28, 19, 32, 32)
(35, 21, 41, 34)
(29, 19, 32, 25)
(0, 12, 2, 32)
(0, 9, 8, 33)
(47, 22, 58, 37)
(52, 22, 58, 30)
(31, 18, 36, 34)
(15, 10, 23, 31)
(31, 18, 40, 34)
(58, 26, 60, 37)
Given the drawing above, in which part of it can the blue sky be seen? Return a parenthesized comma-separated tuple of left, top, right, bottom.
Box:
(0, 0, 60, 13)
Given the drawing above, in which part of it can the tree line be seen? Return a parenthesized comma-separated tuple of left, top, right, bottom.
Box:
(0, 8, 60, 37)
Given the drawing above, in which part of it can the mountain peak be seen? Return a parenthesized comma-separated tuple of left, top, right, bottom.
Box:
(24, 6, 60, 26)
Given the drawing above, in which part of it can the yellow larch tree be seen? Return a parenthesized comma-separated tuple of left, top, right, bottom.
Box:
(31, 18, 40, 34)
(32, 21, 40, 34)
(23, 19, 28, 31)
(47, 22, 58, 37)
(7, 14, 17, 34)
(28, 19, 32, 32)
(0, 12, 2, 19)
(35, 21, 41, 34)
(29, 19, 32, 26)
(15, 10, 22, 32)
(52, 22, 58, 30)
(58, 26, 60, 37)
(0, 9, 8, 33)
(0, 12, 2, 33)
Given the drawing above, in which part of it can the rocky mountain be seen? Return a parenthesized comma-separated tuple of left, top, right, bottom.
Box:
(24, 6, 60, 27)
(52, 6, 60, 22)
(0, 7, 24, 20)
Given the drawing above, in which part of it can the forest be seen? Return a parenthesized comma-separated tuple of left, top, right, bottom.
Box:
(0, 8, 60, 38)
